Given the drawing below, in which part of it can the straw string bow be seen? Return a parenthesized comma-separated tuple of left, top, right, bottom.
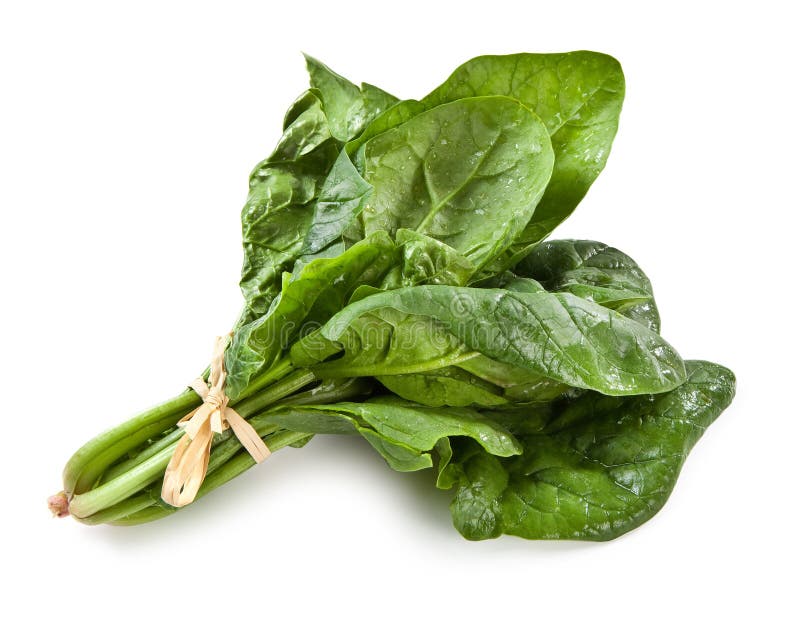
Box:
(161, 335, 270, 507)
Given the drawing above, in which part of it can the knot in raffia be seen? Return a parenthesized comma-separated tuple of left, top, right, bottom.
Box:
(203, 389, 226, 410)
(161, 334, 270, 507)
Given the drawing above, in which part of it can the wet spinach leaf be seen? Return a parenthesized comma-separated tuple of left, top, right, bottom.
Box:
(263, 396, 521, 471)
(359, 97, 553, 270)
(421, 51, 625, 250)
(291, 285, 685, 395)
(305, 55, 397, 142)
(516, 239, 660, 332)
(441, 361, 735, 540)
(238, 90, 340, 324)
(227, 232, 397, 399)
(238, 60, 397, 324)
(301, 96, 554, 268)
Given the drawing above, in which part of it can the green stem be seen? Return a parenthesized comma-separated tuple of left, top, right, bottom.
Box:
(279, 377, 373, 406)
(77, 427, 265, 525)
(106, 430, 312, 526)
(234, 369, 316, 417)
(69, 444, 175, 518)
(235, 356, 294, 402)
(97, 368, 316, 487)
(74, 491, 159, 526)
(64, 357, 296, 496)
(63, 389, 198, 494)
(100, 427, 185, 482)
(313, 350, 481, 379)
(68, 368, 317, 518)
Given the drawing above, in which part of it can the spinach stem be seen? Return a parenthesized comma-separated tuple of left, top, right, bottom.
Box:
(68, 368, 318, 518)
(100, 427, 185, 482)
(63, 389, 198, 495)
(84, 430, 313, 526)
(235, 356, 294, 401)
(234, 369, 316, 417)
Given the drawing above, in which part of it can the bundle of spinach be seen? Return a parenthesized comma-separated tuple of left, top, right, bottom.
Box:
(51, 52, 735, 541)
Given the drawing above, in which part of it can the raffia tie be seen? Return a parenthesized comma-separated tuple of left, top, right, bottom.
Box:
(161, 335, 270, 507)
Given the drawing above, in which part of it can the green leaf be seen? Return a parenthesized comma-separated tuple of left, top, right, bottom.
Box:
(292, 285, 685, 396)
(291, 299, 473, 378)
(421, 51, 625, 248)
(444, 360, 735, 540)
(377, 366, 508, 408)
(476, 404, 557, 439)
(381, 229, 475, 289)
(378, 348, 570, 408)
(270, 90, 336, 161)
(299, 149, 373, 260)
(348, 99, 426, 163)
(360, 96, 554, 270)
(263, 397, 521, 472)
(458, 355, 572, 403)
(254, 405, 361, 435)
(238, 91, 340, 324)
(516, 239, 660, 332)
(226, 232, 397, 399)
(299, 96, 555, 269)
(304, 54, 397, 142)
(238, 59, 397, 325)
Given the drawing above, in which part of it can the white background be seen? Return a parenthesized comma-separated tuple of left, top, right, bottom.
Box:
(2, 1, 797, 640)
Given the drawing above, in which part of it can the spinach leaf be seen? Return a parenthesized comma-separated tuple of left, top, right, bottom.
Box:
(458, 355, 572, 403)
(239, 61, 397, 324)
(378, 352, 569, 407)
(441, 361, 735, 540)
(516, 239, 660, 332)
(304, 55, 397, 142)
(291, 299, 473, 377)
(380, 229, 475, 289)
(262, 397, 521, 472)
(291, 285, 685, 395)
(238, 90, 340, 324)
(376, 367, 509, 408)
(360, 96, 554, 270)
(421, 51, 625, 250)
(226, 232, 397, 399)
(298, 150, 373, 260)
(300, 96, 554, 267)
(381, 239, 661, 408)
(348, 99, 427, 165)
(429, 240, 660, 405)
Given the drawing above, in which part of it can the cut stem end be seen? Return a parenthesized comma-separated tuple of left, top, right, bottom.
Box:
(48, 491, 70, 518)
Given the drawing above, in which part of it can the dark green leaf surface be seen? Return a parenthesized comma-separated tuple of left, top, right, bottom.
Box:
(263, 397, 521, 471)
(360, 97, 554, 270)
(299, 150, 373, 260)
(381, 229, 475, 289)
(238, 91, 340, 324)
(516, 239, 660, 332)
(292, 285, 685, 395)
(348, 99, 427, 165)
(296, 95, 553, 271)
(421, 51, 625, 247)
(305, 55, 397, 141)
(377, 366, 509, 408)
(291, 300, 473, 378)
(238, 61, 396, 325)
(443, 360, 735, 540)
(227, 232, 397, 399)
